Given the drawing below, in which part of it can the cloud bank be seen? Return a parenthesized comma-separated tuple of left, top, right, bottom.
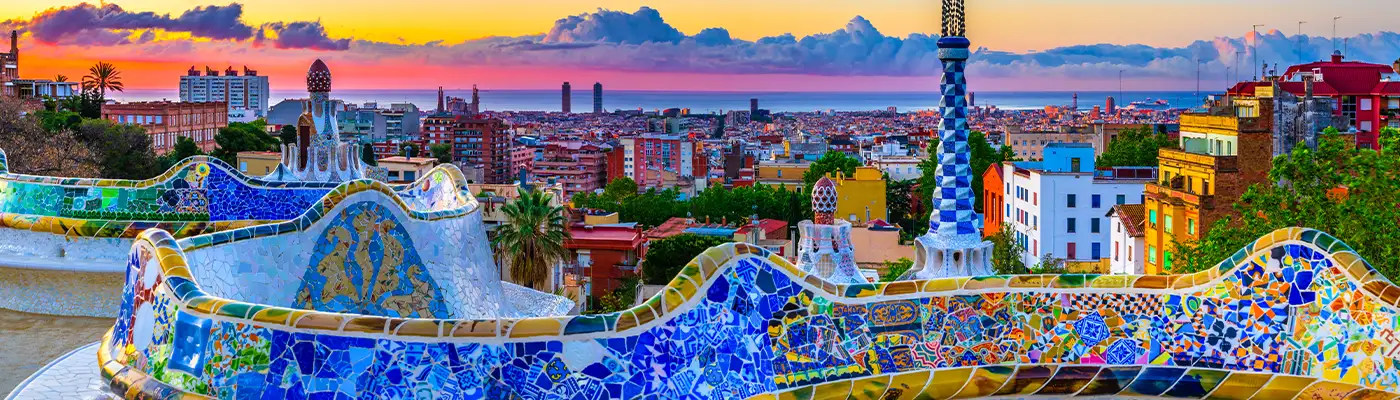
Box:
(5, 3, 1400, 81)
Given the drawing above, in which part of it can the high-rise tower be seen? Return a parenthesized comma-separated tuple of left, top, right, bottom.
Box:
(562, 82, 572, 113)
(593, 82, 603, 114)
(914, 0, 994, 278)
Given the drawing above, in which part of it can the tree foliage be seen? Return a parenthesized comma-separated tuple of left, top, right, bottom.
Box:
(279, 124, 298, 145)
(75, 119, 161, 179)
(641, 234, 732, 285)
(1096, 126, 1177, 168)
(210, 121, 279, 165)
(803, 150, 861, 187)
(1176, 128, 1400, 281)
(429, 143, 453, 164)
(0, 96, 98, 177)
(82, 61, 124, 97)
(400, 143, 421, 158)
(987, 224, 1028, 274)
(361, 144, 379, 166)
(492, 190, 572, 290)
(886, 179, 915, 235)
(879, 258, 914, 282)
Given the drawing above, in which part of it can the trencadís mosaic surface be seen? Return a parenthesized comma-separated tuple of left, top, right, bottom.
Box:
(101, 225, 1400, 399)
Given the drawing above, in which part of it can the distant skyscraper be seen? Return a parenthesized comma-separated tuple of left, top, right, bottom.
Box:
(562, 82, 572, 113)
(1106, 96, 1117, 113)
(436, 86, 445, 112)
(1072, 92, 1078, 110)
(593, 82, 603, 114)
(750, 98, 759, 114)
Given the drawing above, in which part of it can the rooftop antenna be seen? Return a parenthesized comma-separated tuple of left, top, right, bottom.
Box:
(1297, 21, 1307, 62)
(1332, 16, 1341, 53)
(1252, 24, 1265, 80)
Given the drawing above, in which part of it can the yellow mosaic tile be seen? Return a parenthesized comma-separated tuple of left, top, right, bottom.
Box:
(846, 375, 892, 400)
(448, 320, 498, 338)
(507, 317, 563, 338)
(961, 276, 1008, 291)
(1254, 376, 1320, 399)
(1007, 275, 1048, 288)
(921, 278, 964, 293)
(342, 316, 390, 334)
(662, 288, 687, 313)
(292, 312, 344, 330)
(1343, 388, 1398, 400)
(614, 310, 640, 332)
(881, 281, 919, 297)
(1297, 380, 1363, 399)
(879, 370, 930, 399)
(950, 366, 1014, 398)
(250, 307, 294, 326)
(807, 380, 853, 400)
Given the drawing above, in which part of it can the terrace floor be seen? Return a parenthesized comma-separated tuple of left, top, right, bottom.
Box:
(0, 308, 110, 398)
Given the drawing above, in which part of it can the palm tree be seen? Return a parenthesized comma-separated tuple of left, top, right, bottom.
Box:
(491, 189, 571, 290)
(54, 74, 68, 83)
(82, 62, 124, 97)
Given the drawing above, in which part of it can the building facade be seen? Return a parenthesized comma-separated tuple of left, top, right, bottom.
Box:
(235, 151, 281, 176)
(452, 118, 512, 184)
(1228, 52, 1400, 149)
(592, 82, 603, 114)
(564, 224, 643, 299)
(619, 134, 708, 191)
(1143, 110, 1273, 274)
(561, 82, 571, 113)
(871, 156, 923, 181)
(1106, 204, 1146, 275)
(102, 101, 228, 153)
(1004, 126, 1102, 161)
(1003, 144, 1155, 268)
(981, 161, 1005, 237)
(0, 31, 15, 98)
(179, 65, 271, 120)
(377, 156, 437, 183)
(531, 142, 608, 199)
(827, 167, 888, 226)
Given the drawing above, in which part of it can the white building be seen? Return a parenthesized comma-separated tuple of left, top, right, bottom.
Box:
(1002, 143, 1155, 268)
(179, 66, 271, 120)
(871, 156, 924, 181)
(1106, 204, 1147, 274)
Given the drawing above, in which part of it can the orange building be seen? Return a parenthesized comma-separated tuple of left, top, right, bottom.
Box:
(981, 161, 1005, 237)
(101, 101, 228, 153)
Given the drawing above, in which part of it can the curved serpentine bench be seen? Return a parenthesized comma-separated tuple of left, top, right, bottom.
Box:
(0, 148, 487, 317)
(99, 224, 1400, 399)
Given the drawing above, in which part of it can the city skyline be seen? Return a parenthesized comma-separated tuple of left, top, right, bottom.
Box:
(2, 1, 1399, 92)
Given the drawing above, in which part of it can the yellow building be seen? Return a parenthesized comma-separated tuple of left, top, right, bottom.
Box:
(235, 151, 281, 176)
(754, 162, 810, 190)
(1143, 110, 1272, 274)
(377, 156, 438, 183)
(828, 166, 887, 226)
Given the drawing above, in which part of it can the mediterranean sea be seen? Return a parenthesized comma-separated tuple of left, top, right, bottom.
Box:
(114, 89, 1202, 114)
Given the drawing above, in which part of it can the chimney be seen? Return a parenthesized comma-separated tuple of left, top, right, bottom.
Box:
(1331, 51, 1343, 64)
(9, 30, 16, 56)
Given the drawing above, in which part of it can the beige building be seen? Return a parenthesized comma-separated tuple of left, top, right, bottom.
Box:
(235, 151, 282, 176)
(378, 156, 438, 183)
(1004, 126, 1102, 161)
(754, 161, 810, 190)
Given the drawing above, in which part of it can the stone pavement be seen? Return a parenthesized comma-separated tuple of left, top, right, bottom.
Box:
(5, 342, 113, 400)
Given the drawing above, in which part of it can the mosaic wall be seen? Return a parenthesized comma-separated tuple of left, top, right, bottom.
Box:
(101, 227, 1400, 399)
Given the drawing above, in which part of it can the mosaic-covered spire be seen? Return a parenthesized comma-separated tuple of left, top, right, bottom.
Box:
(912, 0, 994, 279)
(812, 176, 837, 225)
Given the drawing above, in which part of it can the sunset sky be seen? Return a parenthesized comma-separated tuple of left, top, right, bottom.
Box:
(2, 0, 1398, 92)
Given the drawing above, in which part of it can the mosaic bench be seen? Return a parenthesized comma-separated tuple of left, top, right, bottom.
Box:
(100, 223, 1400, 399)
(0, 149, 477, 317)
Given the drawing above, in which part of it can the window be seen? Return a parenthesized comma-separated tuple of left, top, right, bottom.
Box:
(1091, 218, 1101, 233)
(1116, 194, 1126, 205)
(1149, 210, 1158, 225)
(1067, 194, 1076, 208)
(239, 161, 247, 172)
(1067, 242, 1077, 260)
(1165, 215, 1173, 233)
(1114, 242, 1120, 261)
(1067, 218, 1077, 233)
(1164, 251, 1173, 269)
(1092, 243, 1102, 260)
(1033, 192, 1038, 205)
(1007, 183, 1012, 194)
(1006, 204, 1011, 218)
(1149, 246, 1158, 264)
(1033, 216, 1038, 229)
(1092, 194, 1101, 208)
(1188, 219, 1196, 235)
(1070, 157, 1081, 171)
(1033, 240, 1038, 255)
(776, 170, 782, 178)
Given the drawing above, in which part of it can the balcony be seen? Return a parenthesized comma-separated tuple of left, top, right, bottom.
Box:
(1159, 148, 1238, 172)
(1145, 182, 1216, 211)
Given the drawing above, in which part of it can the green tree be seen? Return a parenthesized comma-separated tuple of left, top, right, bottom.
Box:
(0, 96, 98, 177)
(802, 150, 861, 187)
(429, 143, 453, 164)
(361, 144, 379, 166)
(987, 224, 1027, 274)
(209, 122, 279, 165)
(279, 125, 298, 145)
(1176, 127, 1400, 281)
(887, 179, 915, 235)
(879, 257, 914, 282)
(81, 61, 124, 98)
(59, 88, 105, 119)
(1030, 253, 1067, 274)
(602, 177, 639, 202)
(75, 119, 161, 179)
(1096, 126, 1177, 168)
(641, 234, 732, 284)
(690, 184, 797, 227)
(37, 110, 82, 133)
(587, 276, 640, 314)
(400, 143, 420, 158)
(492, 190, 571, 290)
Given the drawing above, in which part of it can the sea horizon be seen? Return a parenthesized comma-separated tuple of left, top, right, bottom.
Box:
(110, 89, 1206, 113)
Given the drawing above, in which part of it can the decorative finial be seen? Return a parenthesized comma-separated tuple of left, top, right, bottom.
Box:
(812, 176, 838, 225)
(941, 0, 966, 37)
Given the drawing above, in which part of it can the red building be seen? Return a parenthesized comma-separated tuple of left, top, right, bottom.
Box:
(1229, 52, 1400, 150)
(605, 146, 626, 182)
(619, 133, 709, 190)
(421, 113, 456, 146)
(102, 101, 228, 153)
(423, 116, 513, 184)
(981, 162, 1005, 238)
(565, 224, 643, 298)
(532, 142, 608, 200)
(510, 146, 535, 183)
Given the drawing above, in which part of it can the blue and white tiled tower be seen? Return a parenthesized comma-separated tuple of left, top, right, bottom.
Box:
(914, 0, 994, 278)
